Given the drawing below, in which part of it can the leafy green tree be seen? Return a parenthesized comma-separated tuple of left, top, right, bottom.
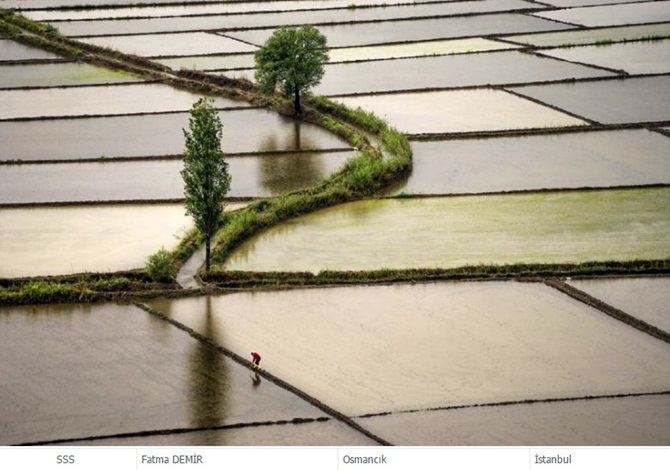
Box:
(255, 25, 329, 113)
(181, 98, 231, 274)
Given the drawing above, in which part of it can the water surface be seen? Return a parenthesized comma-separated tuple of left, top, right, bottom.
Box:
(0, 303, 325, 445)
(337, 90, 586, 134)
(0, 39, 61, 62)
(394, 129, 670, 195)
(222, 188, 670, 272)
(226, 14, 574, 48)
(0, 62, 142, 89)
(568, 277, 670, 334)
(0, 204, 191, 278)
(0, 109, 348, 161)
(358, 394, 670, 445)
(82, 32, 257, 57)
(509, 76, 670, 124)
(533, 1, 670, 27)
(0, 151, 352, 203)
(541, 40, 670, 75)
(505, 23, 670, 47)
(50, 2, 538, 37)
(148, 282, 670, 416)
(0, 83, 249, 120)
(314, 50, 613, 95)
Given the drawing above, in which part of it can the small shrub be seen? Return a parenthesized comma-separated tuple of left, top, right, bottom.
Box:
(145, 248, 177, 283)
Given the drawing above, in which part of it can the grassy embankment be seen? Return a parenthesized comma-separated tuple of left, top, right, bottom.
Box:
(0, 9, 668, 305)
(0, 9, 412, 304)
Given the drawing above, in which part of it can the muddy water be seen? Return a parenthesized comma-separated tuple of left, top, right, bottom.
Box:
(51, 2, 539, 37)
(357, 394, 670, 445)
(0, 39, 61, 62)
(509, 76, 670, 125)
(222, 188, 670, 273)
(82, 32, 257, 57)
(506, 23, 670, 47)
(227, 14, 574, 48)
(0, 151, 352, 204)
(337, 90, 586, 135)
(393, 129, 670, 195)
(148, 282, 670, 416)
(542, 40, 670, 75)
(0, 204, 191, 278)
(315, 50, 612, 95)
(0, 83, 248, 121)
(543, 0, 659, 6)
(0, 62, 142, 89)
(568, 278, 670, 334)
(0, 109, 346, 162)
(0, 303, 326, 445)
(75, 420, 378, 446)
(533, 1, 670, 27)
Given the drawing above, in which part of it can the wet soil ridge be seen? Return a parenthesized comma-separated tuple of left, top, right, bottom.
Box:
(20, 416, 331, 447)
(135, 302, 393, 446)
(545, 279, 670, 344)
(356, 390, 670, 419)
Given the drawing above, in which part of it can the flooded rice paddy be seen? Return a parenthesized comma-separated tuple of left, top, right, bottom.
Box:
(0, 109, 348, 162)
(541, 40, 670, 76)
(2, 0, 670, 447)
(315, 50, 614, 95)
(0, 303, 327, 445)
(506, 23, 670, 48)
(532, 1, 670, 28)
(148, 282, 670, 417)
(81, 32, 257, 57)
(27, 0, 534, 22)
(0, 62, 142, 89)
(225, 14, 574, 48)
(0, 204, 191, 278)
(567, 277, 670, 334)
(393, 129, 670, 195)
(357, 394, 670, 446)
(49, 2, 545, 37)
(0, 39, 61, 61)
(510, 76, 670, 125)
(0, 83, 249, 120)
(337, 90, 587, 135)
(223, 188, 670, 272)
(0, 151, 352, 204)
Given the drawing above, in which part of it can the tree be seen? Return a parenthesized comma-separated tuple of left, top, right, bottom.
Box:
(181, 98, 231, 274)
(255, 25, 329, 113)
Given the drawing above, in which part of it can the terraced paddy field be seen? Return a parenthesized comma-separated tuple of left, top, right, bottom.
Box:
(222, 188, 670, 272)
(1, 0, 669, 447)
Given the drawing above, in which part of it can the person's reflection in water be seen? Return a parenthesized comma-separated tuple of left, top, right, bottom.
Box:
(251, 372, 262, 388)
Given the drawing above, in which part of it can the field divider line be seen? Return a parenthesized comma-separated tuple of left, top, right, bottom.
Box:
(134, 302, 393, 446)
(19, 416, 331, 447)
(355, 390, 670, 419)
(544, 279, 670, 344)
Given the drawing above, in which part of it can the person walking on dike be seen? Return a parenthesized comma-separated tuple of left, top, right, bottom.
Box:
(251, 351, 262, 369)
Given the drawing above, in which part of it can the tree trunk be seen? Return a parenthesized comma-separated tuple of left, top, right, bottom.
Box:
(205, 235, 211, 274)
(294, 86, 301, 114)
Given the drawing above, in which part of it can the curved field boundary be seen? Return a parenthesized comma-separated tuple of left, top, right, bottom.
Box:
(136, 302, 392, 446)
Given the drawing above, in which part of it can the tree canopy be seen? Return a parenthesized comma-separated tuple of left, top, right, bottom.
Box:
(254, 25, 329, 113)
(181, 98, 231, 273)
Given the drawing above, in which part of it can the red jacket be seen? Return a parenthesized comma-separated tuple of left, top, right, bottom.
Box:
(251, 352, 261, 360)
